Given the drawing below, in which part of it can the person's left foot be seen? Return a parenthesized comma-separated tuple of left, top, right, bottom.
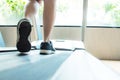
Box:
(40, 41, 56, 55)
(16, 18, 32, 52)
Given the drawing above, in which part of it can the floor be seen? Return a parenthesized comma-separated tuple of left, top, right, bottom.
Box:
(102, 60, 120, 75)
(0, 50, 120, 80)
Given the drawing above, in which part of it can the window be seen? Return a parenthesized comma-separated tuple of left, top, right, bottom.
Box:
(87, 0, 120, 26)
(55, 0, 83, 26)
(0, 0, 26, 25)
(0, 0, 83, 26)
(1, 0, 119, 27)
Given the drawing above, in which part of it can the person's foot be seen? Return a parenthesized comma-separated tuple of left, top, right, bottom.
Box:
(16, 18, 32, 52)
(40, 41, 56, 55)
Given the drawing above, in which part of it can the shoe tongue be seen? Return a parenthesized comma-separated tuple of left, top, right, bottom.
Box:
(42, 41, 49, 44)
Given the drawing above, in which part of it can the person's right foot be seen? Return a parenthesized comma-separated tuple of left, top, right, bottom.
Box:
(40, 41, 56, 55)
(16, 18, 32, 52)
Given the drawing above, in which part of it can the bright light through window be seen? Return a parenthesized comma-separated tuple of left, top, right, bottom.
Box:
(0, 0, 83, 26)
(1, 0, 120, 27)
(87, 0, 120, 26)
(0, 0, 26, 25)
(55, 0, 83, 26)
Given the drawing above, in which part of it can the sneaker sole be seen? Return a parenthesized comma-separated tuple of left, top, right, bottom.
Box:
(16, 20, 31, 52)
(40, 50, 55, 55)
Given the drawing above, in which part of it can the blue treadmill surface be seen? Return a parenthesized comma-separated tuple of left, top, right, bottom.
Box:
(0, 50, 72, 80)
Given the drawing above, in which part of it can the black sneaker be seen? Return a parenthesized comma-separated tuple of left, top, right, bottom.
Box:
(16, 18, 32, 52)
(40, 41, 56, 55)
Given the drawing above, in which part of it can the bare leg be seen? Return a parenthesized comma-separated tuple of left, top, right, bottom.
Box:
(25, 0, 41, 19)
(43, 0, 56, 42)
(24, 0, 56, 42)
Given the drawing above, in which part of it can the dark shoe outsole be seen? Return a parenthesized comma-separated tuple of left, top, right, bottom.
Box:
(16, 20, 31, 52)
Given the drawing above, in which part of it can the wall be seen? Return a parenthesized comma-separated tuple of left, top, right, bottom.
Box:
(0, 27, 36, 47)
(85, 28, 120, 60)
(0, 27, 120, 60)
(0, 27, 16, 47)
